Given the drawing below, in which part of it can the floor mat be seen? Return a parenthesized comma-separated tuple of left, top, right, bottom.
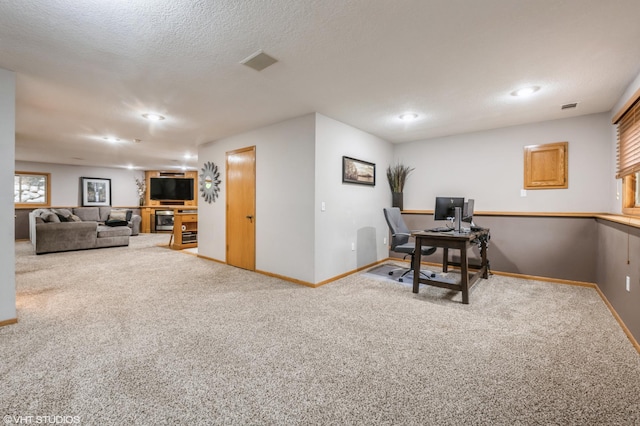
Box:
(365, 263, 458, 286)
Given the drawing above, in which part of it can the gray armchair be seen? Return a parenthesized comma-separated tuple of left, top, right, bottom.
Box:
(383, 207, 436, 282)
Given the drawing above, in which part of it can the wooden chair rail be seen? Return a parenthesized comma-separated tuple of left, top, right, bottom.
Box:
(401, 210, 640, 229)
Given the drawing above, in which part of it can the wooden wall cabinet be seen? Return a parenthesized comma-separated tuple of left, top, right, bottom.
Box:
(524, 142, 568, 189)
(141, 170, 198, 233)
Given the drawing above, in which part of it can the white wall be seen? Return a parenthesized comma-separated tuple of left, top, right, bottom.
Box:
(1, 68, 16, 323)
(198, 114, 316, 283)
(15, 161, 144, 207)
(609, 70, 640, 213)
(395, 113, 612, 213)
(314, 114, 394, 283)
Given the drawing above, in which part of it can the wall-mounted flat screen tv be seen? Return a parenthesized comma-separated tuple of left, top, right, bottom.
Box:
(149, 177, 194, 201)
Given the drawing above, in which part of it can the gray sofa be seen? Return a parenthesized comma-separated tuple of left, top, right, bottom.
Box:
(29, 207, 141, 255)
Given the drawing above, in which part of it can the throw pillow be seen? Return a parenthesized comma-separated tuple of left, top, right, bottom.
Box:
(43, 213, 60, 223)
(108, 210, 127, 221)
(105, 219, 128, 227)
(53, 208, 73, 219)
(55, 213, 69, 222)
(68, 214, 82, 222)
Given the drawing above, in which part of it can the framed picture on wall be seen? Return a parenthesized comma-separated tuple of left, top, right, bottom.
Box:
(81, 177, 112, 206)
(342, 156, 376, 186)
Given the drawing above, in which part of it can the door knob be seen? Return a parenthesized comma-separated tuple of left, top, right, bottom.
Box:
(246, 215, 254, 223)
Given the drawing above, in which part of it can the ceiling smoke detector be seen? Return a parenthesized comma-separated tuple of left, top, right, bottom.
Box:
(561, 102, 578, 110)
(241, 50, 278, 71)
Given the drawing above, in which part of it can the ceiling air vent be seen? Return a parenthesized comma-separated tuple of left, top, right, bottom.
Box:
(241, 50, 278, 71)
(561, 102, 578, 110)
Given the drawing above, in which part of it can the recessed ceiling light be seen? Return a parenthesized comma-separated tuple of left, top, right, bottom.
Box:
(103, 136, 120, 143)
(511, 86, 540, 97)
(399, 113, 419, 121)
(142, 113, 165, 121)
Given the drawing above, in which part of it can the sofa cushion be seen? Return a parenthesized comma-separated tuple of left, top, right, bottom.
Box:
(97, 225, 132, 238)
(99, 207, 112, 222)
(73, 207, 100, 222)
(35, 222, 98, 254)
(43, 212, 60, 223)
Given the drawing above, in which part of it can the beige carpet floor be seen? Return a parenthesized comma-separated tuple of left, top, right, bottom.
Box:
(2, 233, 640, 425)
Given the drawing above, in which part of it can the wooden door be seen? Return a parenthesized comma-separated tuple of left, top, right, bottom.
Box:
(226, 146, 256, 270)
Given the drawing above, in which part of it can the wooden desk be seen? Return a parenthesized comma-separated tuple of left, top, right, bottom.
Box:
(412, 229, 490, 304)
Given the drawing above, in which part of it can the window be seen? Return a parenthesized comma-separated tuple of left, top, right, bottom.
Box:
(14, 172, 51, 207)
(613, 88, 640, 215)
(636, 172, 640, 207)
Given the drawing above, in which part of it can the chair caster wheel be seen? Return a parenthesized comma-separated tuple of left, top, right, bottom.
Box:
(388, 272, 394, 276)
(399, 278, 403, 282)
(430, 273, 436, 278)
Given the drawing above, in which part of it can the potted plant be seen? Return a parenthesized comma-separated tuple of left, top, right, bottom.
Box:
(386, 162, 414, 210)
(135, 177, 146, 206)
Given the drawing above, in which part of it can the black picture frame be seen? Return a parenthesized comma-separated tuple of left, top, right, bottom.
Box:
(342, 156, 376, 186)
(81, 177, 112, 206)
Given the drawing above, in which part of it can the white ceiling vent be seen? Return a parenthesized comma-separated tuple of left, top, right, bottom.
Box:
(561, 102, 578, 110)
(241, 50, 278, 71)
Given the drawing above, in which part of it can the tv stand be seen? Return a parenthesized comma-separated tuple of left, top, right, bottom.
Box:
(170, 210, 197, 250)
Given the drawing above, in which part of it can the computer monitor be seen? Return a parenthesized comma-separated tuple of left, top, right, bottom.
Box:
(463, 199, 474, 223)
(434, 197, 465, 221)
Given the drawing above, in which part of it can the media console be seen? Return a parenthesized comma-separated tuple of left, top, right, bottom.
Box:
(140, 170, 198, 234)
(171, 210, 198, 250)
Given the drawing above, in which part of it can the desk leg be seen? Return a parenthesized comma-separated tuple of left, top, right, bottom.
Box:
(460, 245, 469, 304)
(442, 248, 449, 272)
(480, 239, 489, 279)
(413, 239, 422, 294)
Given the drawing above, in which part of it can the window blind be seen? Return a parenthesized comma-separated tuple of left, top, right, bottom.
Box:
(616, 98, 640, 178)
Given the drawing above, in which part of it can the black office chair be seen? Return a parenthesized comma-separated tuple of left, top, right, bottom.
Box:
(383, 207, 437, 282)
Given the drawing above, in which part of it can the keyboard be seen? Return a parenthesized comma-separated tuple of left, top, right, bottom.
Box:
(428, 227, 453, 232)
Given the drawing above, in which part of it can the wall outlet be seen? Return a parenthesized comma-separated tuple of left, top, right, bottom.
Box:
(520, 189, 527, 197)
(351, 242, 355, 251)
(321, 201, 326, 212)
(626, 276, 631, 292)
(383, 237, 387, 245)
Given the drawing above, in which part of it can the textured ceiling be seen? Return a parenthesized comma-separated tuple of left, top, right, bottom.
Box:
(2, 0, 640, 170)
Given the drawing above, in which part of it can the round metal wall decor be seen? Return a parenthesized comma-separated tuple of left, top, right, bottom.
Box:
(199, 161, 221, 203)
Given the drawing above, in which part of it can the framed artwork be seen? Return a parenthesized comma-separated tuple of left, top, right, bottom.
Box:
(81, 177, 111, 206)
(342, 156, 376, 186)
